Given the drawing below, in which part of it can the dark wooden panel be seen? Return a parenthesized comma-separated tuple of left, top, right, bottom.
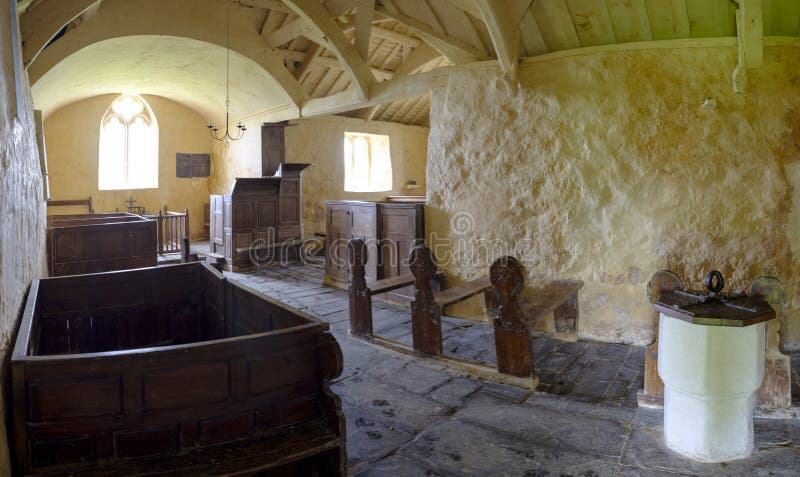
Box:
(234, 203, 253, 229)
(143, 362, 230, 410)
(257, 200, 277, 227)
(199, 412, 255, 445)
(30, 436, 94, 468)
(29, 378, 121, 421)
(115, 426, 178, 458)
(261, 123, 286, 177)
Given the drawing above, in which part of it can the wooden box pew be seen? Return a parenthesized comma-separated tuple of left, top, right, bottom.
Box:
(46, 213, 158, 277)
(47, 196, 94, 214)
(347, 239, 583, 388)
(12, 262, 346, 476)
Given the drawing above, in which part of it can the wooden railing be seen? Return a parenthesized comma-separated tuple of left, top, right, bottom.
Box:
(146, 209, 190, 254)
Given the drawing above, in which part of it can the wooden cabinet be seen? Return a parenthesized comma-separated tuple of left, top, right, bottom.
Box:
(324, 201, 424, 297)
(210, 164, 310, 270)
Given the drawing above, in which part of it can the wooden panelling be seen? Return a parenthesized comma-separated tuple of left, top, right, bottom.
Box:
(12, 262, 346, 475)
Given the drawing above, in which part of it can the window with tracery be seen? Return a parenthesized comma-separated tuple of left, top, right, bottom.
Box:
(343, 132, 392, 192)
(99, 95, 159, 190)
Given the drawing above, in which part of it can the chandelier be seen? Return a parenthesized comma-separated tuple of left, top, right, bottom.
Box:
(208, 3, 246, 145)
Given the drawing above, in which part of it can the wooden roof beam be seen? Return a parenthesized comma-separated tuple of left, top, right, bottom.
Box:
(475, 0, 530, 78)
(283, 0, 376, 99)
(354, 0, 376, 60)
(375, 6, 484, 63)
(20, 0, 102, 68)
(732, 0, 763, 94)
(237, 0, 294, 14)
(316, 56, 394, 80)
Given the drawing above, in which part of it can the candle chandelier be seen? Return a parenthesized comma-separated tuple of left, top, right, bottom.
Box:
(208, 3, 246, 145)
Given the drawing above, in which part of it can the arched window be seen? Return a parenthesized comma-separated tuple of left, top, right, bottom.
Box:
(99, 95, 158, 190)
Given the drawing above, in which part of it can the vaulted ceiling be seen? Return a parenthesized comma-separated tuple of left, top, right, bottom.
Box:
(18, 0, 800, 126)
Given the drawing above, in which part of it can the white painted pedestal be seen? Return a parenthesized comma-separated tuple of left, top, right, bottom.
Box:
(658, 314, 766, 462)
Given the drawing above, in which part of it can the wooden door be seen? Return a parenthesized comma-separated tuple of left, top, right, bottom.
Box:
(261, 123, 285, 177)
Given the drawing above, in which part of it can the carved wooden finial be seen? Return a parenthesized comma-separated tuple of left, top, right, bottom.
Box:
(490, 256, 525, 301)
(646, 270, 683, 304)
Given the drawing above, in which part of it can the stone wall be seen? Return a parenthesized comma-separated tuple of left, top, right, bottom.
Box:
(0, 6, 46, 474)
(211, 115, 429, 236)
(44, 94, 213, 239)
(427, 46, 800, 350)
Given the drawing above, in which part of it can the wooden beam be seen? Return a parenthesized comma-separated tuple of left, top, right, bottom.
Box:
(20, 0, 102, 68)
(295, 43, 323, 83)
(300, 61, 498, 117)
(354, 0, 375, 60)
(267, 17, 315, 47)
(284, 0, 377, 99)
(475, 0, 527, 77)
(732, 0, 763, 94)
(375, 6, 483, 63)
(393, 42, 441, 76)
(340, 21, 423, 48)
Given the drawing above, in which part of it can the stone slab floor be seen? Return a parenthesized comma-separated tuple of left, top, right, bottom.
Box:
(224, 263, 800, 477)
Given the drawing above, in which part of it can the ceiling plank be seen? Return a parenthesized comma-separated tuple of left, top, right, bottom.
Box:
(769, 0, 800, 35)
(376, 6, 483, 63)
(520, 7, 548, 56)
(684, 0, 717, 37)
(237, 0, 294, 14)
(443, 0, 482, 18)
(531, 0, 581, 51)
(565, 0, 617, 46)
(340, 21, 423, 47)
(295, 43, 324, 83)
(354, 0, 376, 60)
(606, 0, 653, 42)
(475, 0, 525, 76)
(672, 0, 691, 37)
(284, 0, 377, 99)
(762, 0, 772, 36)
(316, 56, 395, 80)
(20, 0, 102, 68)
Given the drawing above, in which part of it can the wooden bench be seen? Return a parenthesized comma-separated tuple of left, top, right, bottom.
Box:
(348, 239, 583, 388)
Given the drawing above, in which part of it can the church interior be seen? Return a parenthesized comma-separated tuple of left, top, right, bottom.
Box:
(1, 0, 800, 475)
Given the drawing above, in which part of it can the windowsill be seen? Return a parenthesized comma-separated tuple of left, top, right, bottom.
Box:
(98, 186, 159, 191)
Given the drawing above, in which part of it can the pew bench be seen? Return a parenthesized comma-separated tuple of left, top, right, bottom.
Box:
(347, 239, 584, 389)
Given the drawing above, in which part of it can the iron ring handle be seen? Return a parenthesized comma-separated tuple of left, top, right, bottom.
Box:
(705, 270, 724, 294)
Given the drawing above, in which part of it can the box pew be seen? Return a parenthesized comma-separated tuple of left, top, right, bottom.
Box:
(12, 262, 346, 476)
(46, 213, 157, 277)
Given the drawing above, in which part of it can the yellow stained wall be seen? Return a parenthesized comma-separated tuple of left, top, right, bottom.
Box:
(44, 94, 212, 239)
(427, 46, 800, 351)
(0, 7, 46, 474)
(211, 115, 429, 236)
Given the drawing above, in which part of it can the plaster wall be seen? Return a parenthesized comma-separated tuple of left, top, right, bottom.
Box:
(0, 7, 46, 474)
(44, 94, 213, 239)
(427, 46, 800, 350)
(211, 115, 429, 236)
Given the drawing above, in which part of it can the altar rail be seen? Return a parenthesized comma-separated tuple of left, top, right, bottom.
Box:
(147, 209, 190, 254)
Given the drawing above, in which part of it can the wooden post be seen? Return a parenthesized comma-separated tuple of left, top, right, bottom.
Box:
(157, 209, 164, 254)
(184, 208, 190, 249)
(639, 270, 683, 407)
(489, 256, 534, 378)
(409, 245, 442, 356)
(348, 238, 373, 337)
(750, 276, 792, 410)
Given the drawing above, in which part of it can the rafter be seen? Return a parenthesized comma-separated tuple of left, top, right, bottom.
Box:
(316, 56, 394, 80)
(443, 0, 482, 18)
(301, 61, 498, 117)
(475, 0, 530, 77)
(340, 21, 423, 48)
(354, 0, 376, 60)
(283, 0, 376, 99)
(20, 0, 102, 68)
(375, 6, 484, 63)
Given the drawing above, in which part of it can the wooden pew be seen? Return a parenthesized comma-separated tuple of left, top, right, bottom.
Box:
(348, 239, 584, 388)
(47, 196, 94, 214)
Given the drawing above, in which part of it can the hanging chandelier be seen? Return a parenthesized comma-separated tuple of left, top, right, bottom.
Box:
(208, 3, 246, 145)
